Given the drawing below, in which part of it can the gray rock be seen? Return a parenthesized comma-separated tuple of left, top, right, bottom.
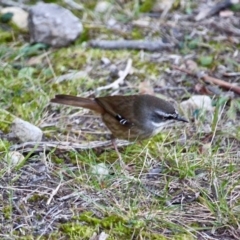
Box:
(28, 2, 83, 47)
(12, 118, 43, 142)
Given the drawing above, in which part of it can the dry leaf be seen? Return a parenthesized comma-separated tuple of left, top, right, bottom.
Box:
(138, 81, 155, 95)
(219, 10, 234, 18)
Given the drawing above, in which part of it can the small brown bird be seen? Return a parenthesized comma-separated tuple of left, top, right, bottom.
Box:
(50, 94, 188, 165)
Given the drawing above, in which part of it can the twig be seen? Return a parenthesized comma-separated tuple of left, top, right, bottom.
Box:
(195, 0, 235, 21)
(58, 192, 79, 201)
(211, 19, 240, 37)
(97, 59, 132, 91)
(10, 140, 132, 153)
(222, 72, 240, 77)
(51, 70, 88, 83)
(46, 182, 62, 205)
(172, 65, 240, 95)
(89, 40, 174, 51)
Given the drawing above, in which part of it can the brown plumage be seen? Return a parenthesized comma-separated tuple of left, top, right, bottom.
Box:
(50, 94, 188, 141)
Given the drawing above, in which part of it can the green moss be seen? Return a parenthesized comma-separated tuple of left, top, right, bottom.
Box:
(60, 211, 196, 239)
(131, 28, 144, 40)
(0, 30, 13, 43)
(134, 60, 161, 78)
(60, 223, 96, 238)
(0, 109, 15, 132)
(77, 28, 90, 43)
(139, 0, 156, 13)
(79, 212, 127, 228)
(28, 194, 48, 203)
(74, 211, 146, 238)
(52, 156, 65, 164)
(3, 205, 12, 219)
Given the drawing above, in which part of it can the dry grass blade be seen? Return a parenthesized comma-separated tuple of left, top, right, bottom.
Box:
(96, 58, 132, 91)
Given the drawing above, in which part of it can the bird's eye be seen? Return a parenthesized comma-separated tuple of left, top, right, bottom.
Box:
(151, 112, 166, 123)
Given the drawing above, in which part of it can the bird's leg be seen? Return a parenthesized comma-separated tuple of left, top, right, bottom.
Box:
(111, 137, 126, 169)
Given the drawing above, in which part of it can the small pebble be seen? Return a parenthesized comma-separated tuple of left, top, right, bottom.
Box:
(5, 151, 24, 166)
(95, 1, 111, 13)
(91, 163, 109, 176)
(147, 167, 162, 179)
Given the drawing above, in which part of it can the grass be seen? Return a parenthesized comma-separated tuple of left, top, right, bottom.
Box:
(1, 0, 240, 239)
(1, 120, 240, 239)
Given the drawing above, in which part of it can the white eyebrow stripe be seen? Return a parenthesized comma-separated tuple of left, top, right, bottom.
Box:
(154, 110, 178, 118)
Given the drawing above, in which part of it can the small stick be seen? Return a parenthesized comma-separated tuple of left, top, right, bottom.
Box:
(172, 65, 240, 95)
(90, 40, 174, 52)
(46, 182, 62, 205)
(10, 140, 132, 153)
(195, 0, 234, 21)
(222, 72, 240, 77)
(97, 58, 132, 91)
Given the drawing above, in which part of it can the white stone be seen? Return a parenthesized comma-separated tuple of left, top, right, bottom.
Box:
(12, 118, 43, 142)
(5, 151, 25, 166)
(1, 7, 28, 30)
(91, 163, 109, 176)
(180, 95, 214, 112)
(95, 1, 111, 13)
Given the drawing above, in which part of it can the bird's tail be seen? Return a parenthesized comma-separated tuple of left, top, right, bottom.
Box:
(50, 95, 104, 113)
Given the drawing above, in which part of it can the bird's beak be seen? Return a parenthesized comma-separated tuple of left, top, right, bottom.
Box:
(176, 115, 188, 123)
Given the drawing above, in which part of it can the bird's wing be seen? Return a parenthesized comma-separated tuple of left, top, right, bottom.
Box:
(95, 95, 136, 127)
